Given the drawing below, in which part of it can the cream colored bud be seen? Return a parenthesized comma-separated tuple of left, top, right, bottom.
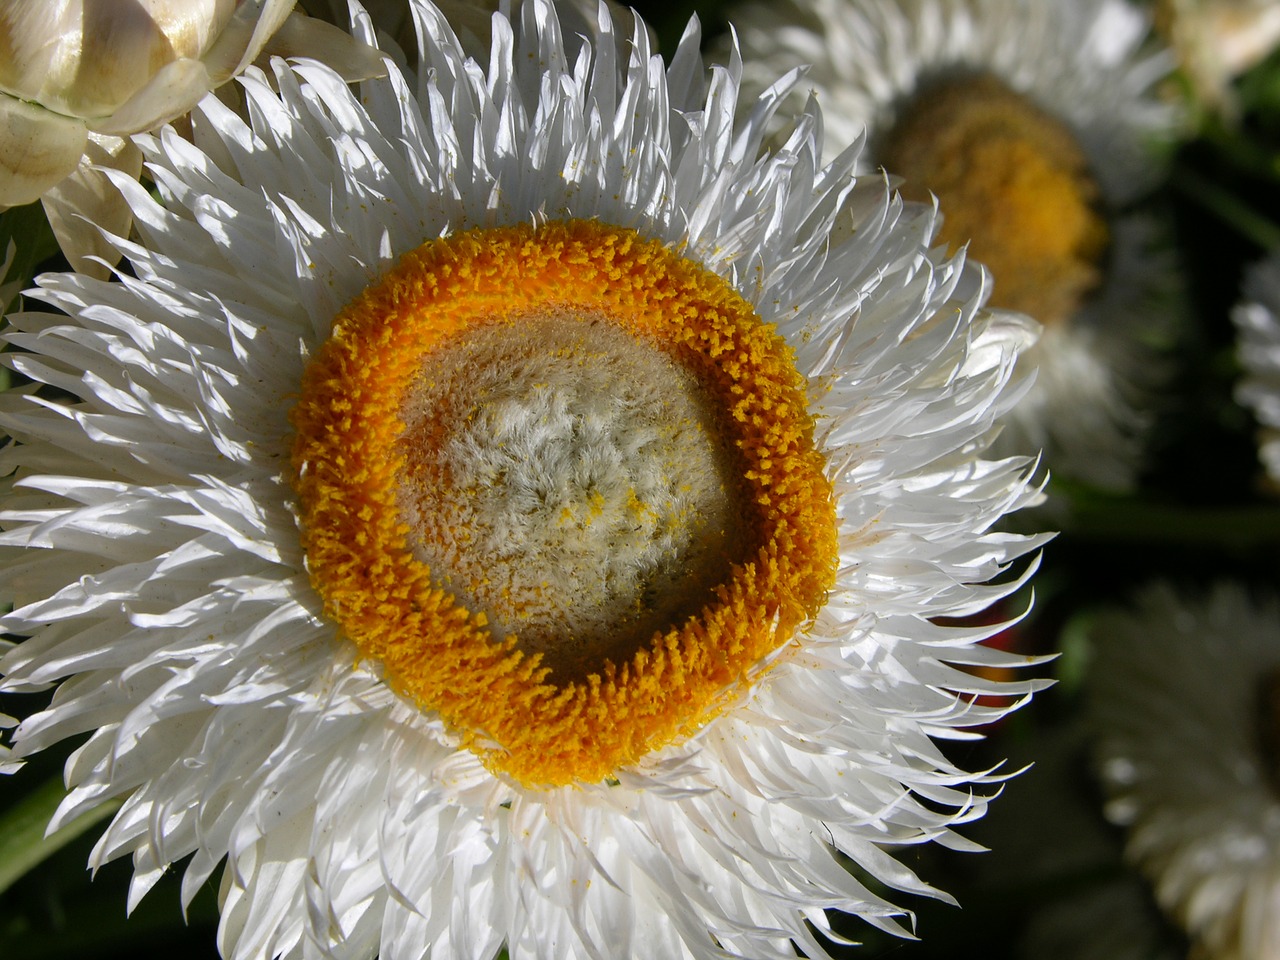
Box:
(0, 1, 238, 121)
(1156, 0, 1280, 113)
(0, 0, 385, 271)
(0, 0, 298, 206)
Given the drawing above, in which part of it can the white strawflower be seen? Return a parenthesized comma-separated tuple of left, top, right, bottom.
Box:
(729, 0, 1184, 492)
(0, 1, 1048, 957)
(1087, 582, 1280, 960)
(1235, 251, 1280, 484)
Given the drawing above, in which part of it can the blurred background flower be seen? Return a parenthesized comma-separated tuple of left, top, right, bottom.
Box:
(1235, 249, 1280, 483)
(727, 0, 1186, 495)
(1086, 583, 1280, 960)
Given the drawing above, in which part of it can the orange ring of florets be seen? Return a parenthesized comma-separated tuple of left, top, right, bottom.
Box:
(290, 219, 837, 787)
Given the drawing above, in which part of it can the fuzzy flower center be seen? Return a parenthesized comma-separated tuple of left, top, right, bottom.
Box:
(881, 72, 1110, 326)
(398, 313, 751, 676)
(290, 220, 838, 786)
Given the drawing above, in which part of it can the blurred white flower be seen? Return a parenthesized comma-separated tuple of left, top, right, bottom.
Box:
(1087, 582, 1280, 960)
(0, 0, 383, 275)
(1235, 251, 1280, 484)
(727, 0, 1185, 492)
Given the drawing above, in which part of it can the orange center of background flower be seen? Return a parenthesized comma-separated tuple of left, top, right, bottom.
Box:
(882, 72, 1110, 327)
(290, 219, 837, 787)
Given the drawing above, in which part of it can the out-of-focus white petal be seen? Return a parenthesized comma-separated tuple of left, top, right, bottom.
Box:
(0, 0, 383, 278)
(1157, 0, 1280, 113)
(0, 0, 233, 119)
(1087, 583, 1280, 960)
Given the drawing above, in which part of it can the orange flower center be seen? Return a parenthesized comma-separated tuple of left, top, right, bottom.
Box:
(290, 219, 838, 787)
(882, 73, 1110, 326)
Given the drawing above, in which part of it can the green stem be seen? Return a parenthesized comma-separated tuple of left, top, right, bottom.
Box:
(0, 777, 120, 896)
(0, 202, 60, 284)
(1064, 496, 1280, 546)
(1172, 165, 1280, 252)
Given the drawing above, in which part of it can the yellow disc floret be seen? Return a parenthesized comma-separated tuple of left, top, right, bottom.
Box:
(290, 219, 837, 787)
(881, 73, 1110, 326)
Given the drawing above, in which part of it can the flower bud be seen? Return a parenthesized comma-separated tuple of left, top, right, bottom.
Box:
(0, 0, 383, 273)
(1156, 0, 1280, 113)
(0, 0, 295, 206)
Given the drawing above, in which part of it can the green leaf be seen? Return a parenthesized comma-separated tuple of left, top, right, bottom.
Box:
(1052, 478, 1280, 546)
(1171, 163, 1280, 251)
(0, 202, 61, 290)
(0, 777, 120, 897)
(1237, 43, 1280, 132)
(1054, 612, 1097, 698)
